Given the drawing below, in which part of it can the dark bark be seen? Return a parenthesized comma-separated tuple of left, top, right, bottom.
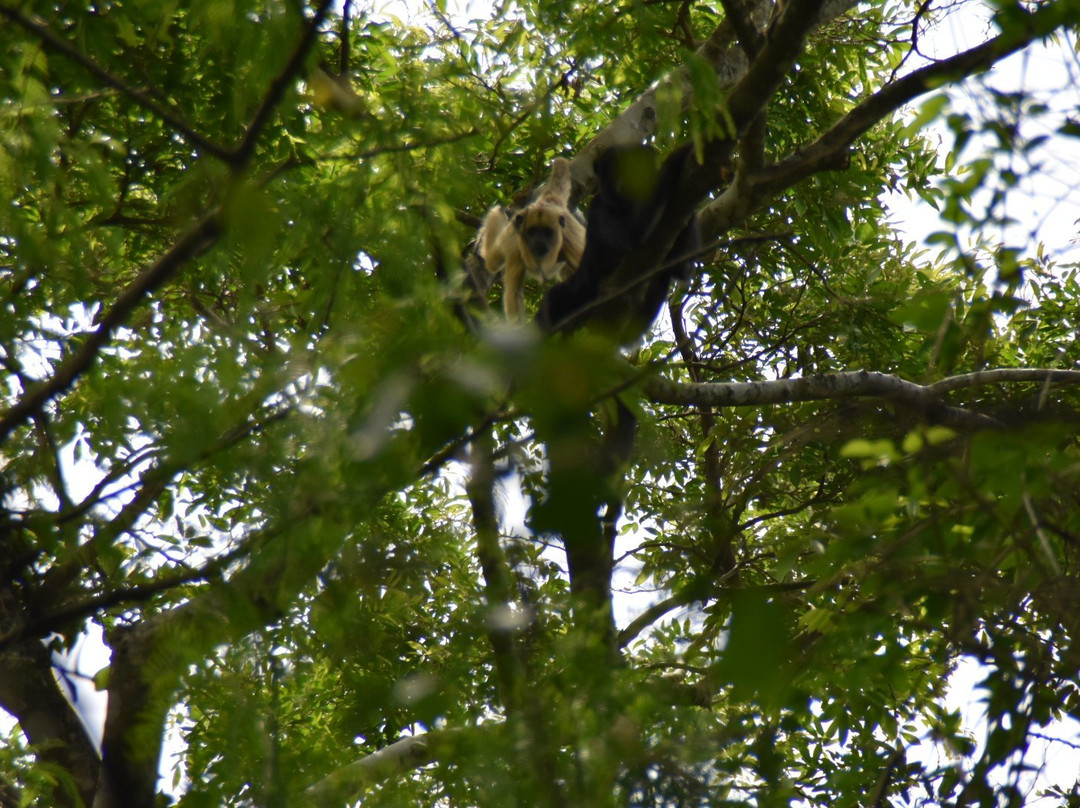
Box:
(0, 639, 100, 807)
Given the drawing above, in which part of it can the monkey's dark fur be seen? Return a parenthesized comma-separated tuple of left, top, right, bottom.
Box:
(537, 144, 700, 338)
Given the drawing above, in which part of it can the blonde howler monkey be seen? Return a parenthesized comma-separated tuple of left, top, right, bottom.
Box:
(478, 158, 586, 319)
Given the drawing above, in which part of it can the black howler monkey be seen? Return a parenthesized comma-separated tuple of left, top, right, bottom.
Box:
(537, 144, 700, 338)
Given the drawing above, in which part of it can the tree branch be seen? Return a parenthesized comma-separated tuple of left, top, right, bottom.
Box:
(0, 14, 343, 803)
(466, 433, 524, 709)
(594, 0, 831, 332)
(718, 0, 766, 58)
(304, 728, 477, 803)
(0, 639, 100, 808)
(231, 0, 334, 166)
(619, 580, 814, 648)
(0, 4, 232, 162)
(619, 592, 691, 648)
(569, 0, 857, 191)
(670, 298, 736, 576)
(926, 368, 1080, 395)
(0, 2, 332, 446)
(720, 0, 830, 135)
(745, 2, 1068, 204)
(0, 547, 245, 654)
(644, 368, 1080, 427)
(0, 211, 222, 445)
(467, 432, 567, 808)
(85, 507, 318, 808)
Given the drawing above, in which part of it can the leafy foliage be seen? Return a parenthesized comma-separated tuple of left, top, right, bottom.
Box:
(1, 0, 1079, 806)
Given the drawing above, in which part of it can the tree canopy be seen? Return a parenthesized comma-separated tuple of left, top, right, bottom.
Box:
(2, 0, 1080, 805)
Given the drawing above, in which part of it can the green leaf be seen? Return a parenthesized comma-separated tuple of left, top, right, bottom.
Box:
(902, 94, 949, 137)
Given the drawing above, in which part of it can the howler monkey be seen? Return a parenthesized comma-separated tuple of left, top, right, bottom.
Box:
(537, 144, 700, 339)
(478, 158, 587, 319)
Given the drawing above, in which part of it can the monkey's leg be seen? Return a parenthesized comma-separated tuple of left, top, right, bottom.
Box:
(502, 255, 526, 320)
(559, 218, 586, 276)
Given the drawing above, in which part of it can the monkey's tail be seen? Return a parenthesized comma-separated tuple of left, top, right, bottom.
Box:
(539, 158, 572, 206)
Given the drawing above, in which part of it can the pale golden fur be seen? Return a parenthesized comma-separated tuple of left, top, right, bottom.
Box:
(478, 158, 586, 319)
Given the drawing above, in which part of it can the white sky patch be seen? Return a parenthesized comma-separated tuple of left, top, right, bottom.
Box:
(885, 6, 1080, 266)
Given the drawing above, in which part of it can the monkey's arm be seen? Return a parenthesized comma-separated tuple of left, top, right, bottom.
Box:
(478, 207, 511, 273)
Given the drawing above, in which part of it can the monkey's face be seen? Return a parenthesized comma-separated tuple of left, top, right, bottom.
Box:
(514, 205, 566, 278)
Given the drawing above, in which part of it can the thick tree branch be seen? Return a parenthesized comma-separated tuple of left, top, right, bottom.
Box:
(466, 435, 525, 710)
(465, 439, 563, 807)
(95, 622, 168, 808)
(619, 592, 691, 648)
(569, 0, 857, 191)
(718, 0, 767, 57)
(0, 548, 244, 654)
(0, 639, 100, 808)
(926, 368, 1080, 395)
(87, 525, 304, 808)
(619, 580, 814, 648)
(748, 3, 1067, 202)
(0, 511, 297, 808)
(720, 0, 830, 137)
(597, 0, 830, 320)
(644, 368, 1080, 428)
(304, 727, 480, 803)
